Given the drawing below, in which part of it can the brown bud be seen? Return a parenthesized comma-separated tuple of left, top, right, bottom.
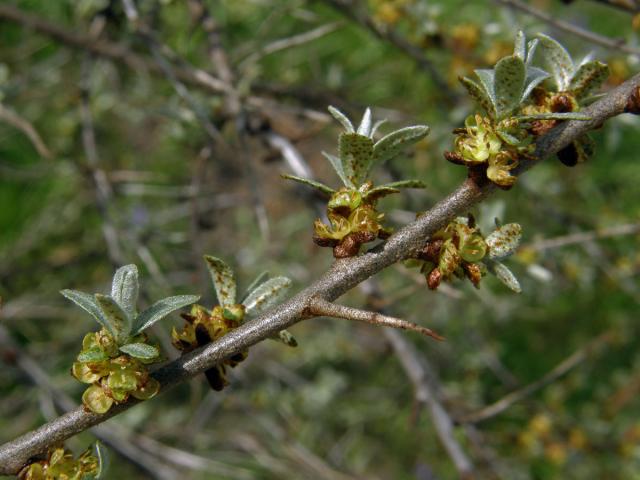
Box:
(333, 234, 361, 258)
(463, 262, 482, 287)
(530, 87, 548, 106)
(420, 239, 443, 262)
(427, 268, 442, 290)
(550, 93, 574, 113)
(625, 86, 640, 115)
(313, 235, 339, 248)
(529, 119, 557, 137)
(444, 151, 466, 165)
(556, 143, 579, 167)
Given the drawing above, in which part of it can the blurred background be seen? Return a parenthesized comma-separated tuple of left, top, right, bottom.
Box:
(0, 0, 639, 478)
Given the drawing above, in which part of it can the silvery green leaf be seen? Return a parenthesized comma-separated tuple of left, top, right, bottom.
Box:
(119, 342, 160, 360)
(328, 105, 354, 133)
(110, 264, 138, 319)
(494, 55, 525, 119)
(362, 186, 400, 203)
(487, 260, 522, 293)
(133, 295, 200, 335)
(357, 107, 372, 136)
(378, 179, 426, 190)
(515, 112, 590, 121)
(475, 69, 496, 107)
(525, 39, 539, 65)
(272, 329, 297, 347)
(522, 66, 549, 102)
(77, 347, 109, 363)
(339, 132, 374, 185)
(514, 31, 526, 61)
(460, 76, 496, 118)
(322, 151, 352, 187)
(281, 174, 335, 195)
(204, 255, 237, 306)
(92, 441, 108, 480)
(486, 223, 522, 259)
(244, 276, 292, 317)
(569, 61, 609, 100)
(370, 119, 387, 138)
(95, 294, 131, 344)
(536, 33, 574, 91)
(60, 289, 113, 336)
(372, 125, 429, 167)
(240, 271, 269, 303)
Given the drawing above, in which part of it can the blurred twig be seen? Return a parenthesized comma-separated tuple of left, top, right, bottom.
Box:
(0, 103, 52, 159)
(523, 222, 640, 252)
(496, 0, 640, 58)
(458, 331, 614, 424)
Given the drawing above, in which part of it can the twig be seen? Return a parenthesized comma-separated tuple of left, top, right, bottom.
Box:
(588, 0, 640, 14)
(0, 73, 638, 475)
(523, 222, 640, 252)
(496, 0, 640, 58)
(0, 103, 52, 159)
(239, 22, 343, 69)
(308, 296, 444, 341)
(320, 0, 457, 102)
(458, 331, 614, 424)
(384, 329, 474, 478)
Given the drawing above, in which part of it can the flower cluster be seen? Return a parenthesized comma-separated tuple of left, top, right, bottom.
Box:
(408, 215, 522, 292)
(284, 106, 429, 257)
(447, 31, 605, 188)
(62, 265, 199, 413)
(19, 443, 105, 480)
(172, 256, 294, 390)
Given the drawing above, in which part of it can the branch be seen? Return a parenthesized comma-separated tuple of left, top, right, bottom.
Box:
(0, 73, 639, 475)
(0, 103, 52, 159)
(307, 296, 444, 341)
(496, 0, 640, 58)
(523, 222, 640, 252)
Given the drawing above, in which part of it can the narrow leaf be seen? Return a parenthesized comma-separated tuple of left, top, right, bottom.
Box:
(328, 105, 354, 132)
(372, 125, 430, 167)
(119, 342, 160, 360)
(357, 107, 372, 136)
(322, 151, 352, 187)
(133, 295, 200, 335)
(494, 55, 525, 119)
(487, 260, 522, 293)
(536, 33, 574, 91)
(77, 347, 109, 363)
(486, 223, 522, 259)
(525, 39, 539, 65)
(569, 61, 609, 100)
(95, 294, 131, 344)
(204, 255, 237, 306)
(244, 276, 292, 317)
(515, 112, 590, 122)
(281, 174, 335, 195)
(339, 132, 374, 185)
(378, 179, 426, 190)
(362, 186, 400, 203)
(459, 76, 496, 118)
(240, 271, 269, 303)
(110, 264, 139, 319)
(60, 289, 113, 336)
(93, 441, 108, 480)
(370, 119, 387, 138)
(522, 66, 549, 102)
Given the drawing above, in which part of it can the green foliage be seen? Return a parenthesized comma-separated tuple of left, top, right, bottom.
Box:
(18, 442, 105, 480)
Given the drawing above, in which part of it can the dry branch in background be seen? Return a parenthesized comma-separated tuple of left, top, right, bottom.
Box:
(0, 67, 638, 474)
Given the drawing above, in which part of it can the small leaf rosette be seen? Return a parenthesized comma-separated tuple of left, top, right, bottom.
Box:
(449, 31, 597, 187)
(62, 264, 199, 413)
(172, 256, 294, 391)
(408, 215, 522, 292)
(284, 106, 429, 257)
(19, 442, 106, 480)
